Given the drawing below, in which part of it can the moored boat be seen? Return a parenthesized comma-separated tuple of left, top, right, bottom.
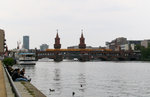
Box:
(18, 53, 36, 65)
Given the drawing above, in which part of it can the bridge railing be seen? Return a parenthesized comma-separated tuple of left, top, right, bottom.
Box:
(4, 65, 22, 97)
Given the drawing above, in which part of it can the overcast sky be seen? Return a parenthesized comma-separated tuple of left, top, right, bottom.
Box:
(1, 0, 150, 49)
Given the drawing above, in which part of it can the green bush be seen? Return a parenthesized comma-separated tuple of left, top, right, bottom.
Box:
(2, 57, 15, 66)
(135, 45, 150, 60)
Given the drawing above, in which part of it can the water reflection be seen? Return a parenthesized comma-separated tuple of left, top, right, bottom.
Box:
(78, 73, 86, 97)
(53, 68, 61, 81)
(77, 63, 87, 97)
(51, 65, 62, 96)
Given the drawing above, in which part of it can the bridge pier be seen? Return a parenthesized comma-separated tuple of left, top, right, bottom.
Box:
(78, 55, 91, 62)
(54, 55, 63, 62)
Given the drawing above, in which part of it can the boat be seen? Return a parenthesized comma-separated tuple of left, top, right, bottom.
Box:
(73, 58, 78, 61)
(18, 61, 36, 65)
(18, 53, 36, 65)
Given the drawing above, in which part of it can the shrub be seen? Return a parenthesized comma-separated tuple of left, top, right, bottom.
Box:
(2, 57, 15, 66)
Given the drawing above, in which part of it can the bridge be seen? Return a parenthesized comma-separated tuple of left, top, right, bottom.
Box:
(36, 49, 141, 61)
(36, 32, 141, 61)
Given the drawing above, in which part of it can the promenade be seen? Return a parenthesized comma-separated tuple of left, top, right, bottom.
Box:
(0, 60, 46, 97)
(0, 61, 7, 97)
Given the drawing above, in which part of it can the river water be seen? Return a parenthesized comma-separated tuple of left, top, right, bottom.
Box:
(15, 61, 150, 97)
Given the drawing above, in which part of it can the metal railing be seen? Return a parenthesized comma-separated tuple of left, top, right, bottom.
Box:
(4, 66, 22, 97)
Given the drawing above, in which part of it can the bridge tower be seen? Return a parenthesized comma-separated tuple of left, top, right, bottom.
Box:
(79, 30, 86, 49)
(54, 30, 61, 49)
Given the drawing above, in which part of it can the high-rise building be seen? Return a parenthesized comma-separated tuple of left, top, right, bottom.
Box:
(40, 44, 49, 51)
(23, 36, 29, 49)
(0, 29, 5, 53)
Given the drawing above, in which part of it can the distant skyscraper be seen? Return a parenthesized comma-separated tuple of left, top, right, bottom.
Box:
(40, 44, 49, 51)
(23, 36, 29, 49)
(0, 29, 5, 53)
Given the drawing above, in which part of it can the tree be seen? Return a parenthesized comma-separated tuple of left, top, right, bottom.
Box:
(135, 44, 150, 60)
(135, 44, 144, 50)
(140, 46, 150, 60)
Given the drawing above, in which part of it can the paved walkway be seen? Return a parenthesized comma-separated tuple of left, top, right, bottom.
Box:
(0, 61, 7, 97)
(3, 65, 15, 97)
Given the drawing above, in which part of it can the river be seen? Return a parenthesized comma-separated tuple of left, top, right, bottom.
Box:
(14, 61, 150, 97)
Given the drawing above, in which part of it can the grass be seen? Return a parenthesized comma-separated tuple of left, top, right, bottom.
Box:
(21, 82, 35, 97)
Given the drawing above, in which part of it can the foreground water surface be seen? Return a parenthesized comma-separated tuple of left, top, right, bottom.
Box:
(15, 61, 150, 97)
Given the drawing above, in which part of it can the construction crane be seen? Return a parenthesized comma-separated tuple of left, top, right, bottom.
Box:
(17, 41, 21, 49)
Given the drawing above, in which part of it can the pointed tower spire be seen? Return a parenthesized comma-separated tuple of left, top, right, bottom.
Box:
(54, 30, 61, 49)
(81, 29, 84, 38)
(79, 30, 86, 49)
(56, 29, 59, 38)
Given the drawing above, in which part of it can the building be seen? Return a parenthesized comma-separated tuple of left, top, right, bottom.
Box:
(40, 44, 49, 51)
(141, 40, 150, 48)
(54, 33, 61, 49)
(23, 36, 29, 49)
(67, 45, 79, 49)
(79, 33, 86, 49)
(106, 37, 143, 51)
(128, 40, 142, 46)
(116, 37, 127, 45)
(68, 46, 92, 49)
(0, 29, 5, 53)
(106, 37, 127, 51)
(120, 44, 128, 51)
(120, 44, 135, 51)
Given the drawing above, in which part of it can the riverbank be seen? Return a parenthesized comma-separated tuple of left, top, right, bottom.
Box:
(0, 60, 46, 97)
(0, 61, 7, 97)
